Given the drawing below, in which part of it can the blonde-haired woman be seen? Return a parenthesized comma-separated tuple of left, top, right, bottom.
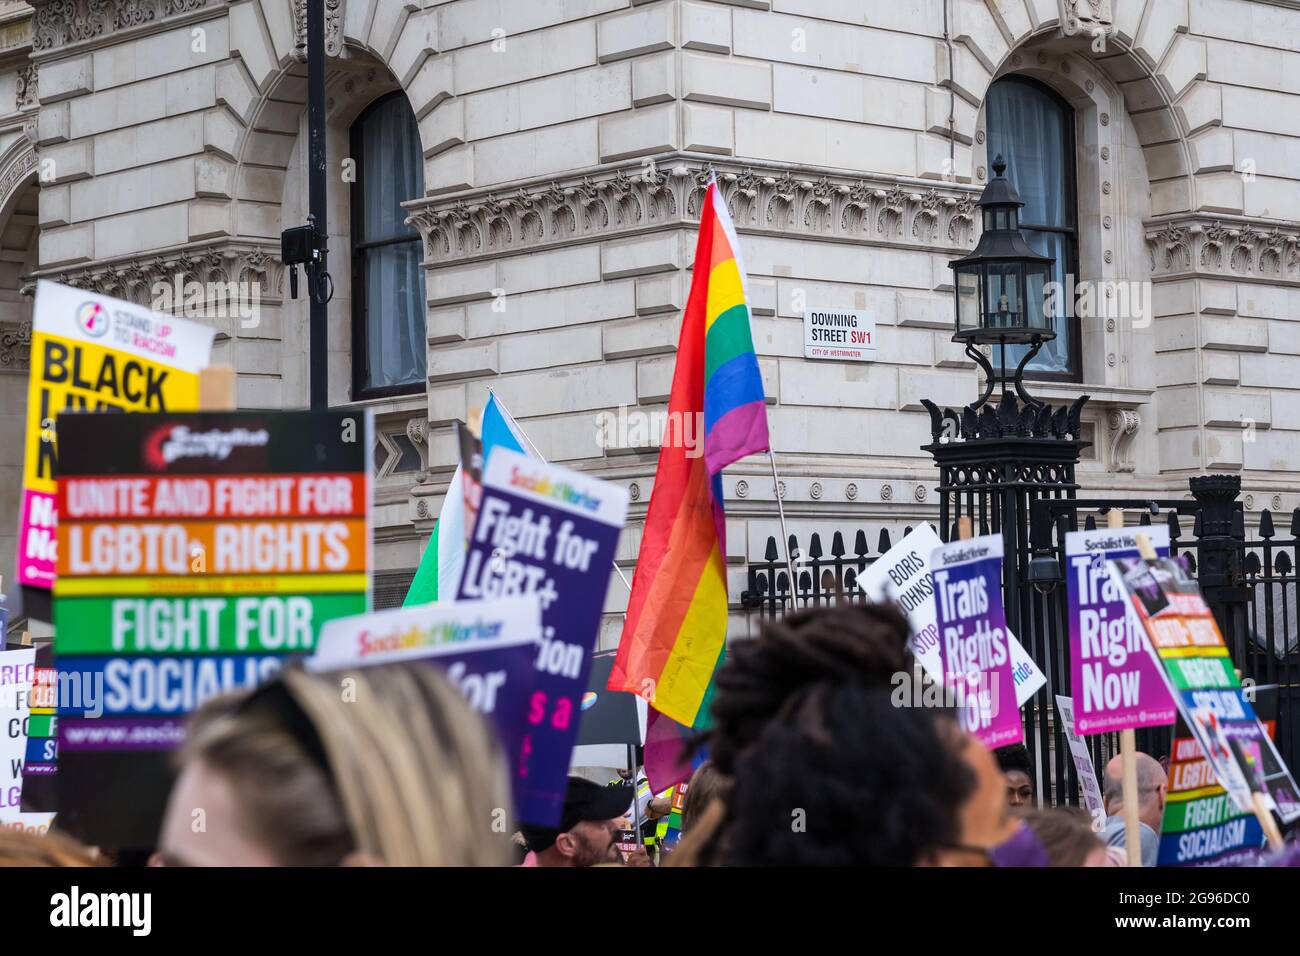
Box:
(155, 663, 514, 866)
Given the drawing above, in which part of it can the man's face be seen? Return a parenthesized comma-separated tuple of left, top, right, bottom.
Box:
(934, 732, 1021, 866)
(1004, 769, 1034, 808)
(557, 817, 621, 866)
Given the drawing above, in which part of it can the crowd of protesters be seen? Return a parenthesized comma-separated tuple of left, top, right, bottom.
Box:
(1, 601, 1294, 868)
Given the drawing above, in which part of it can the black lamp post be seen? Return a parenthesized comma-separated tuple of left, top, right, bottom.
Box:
(949, 154, 1055, 410)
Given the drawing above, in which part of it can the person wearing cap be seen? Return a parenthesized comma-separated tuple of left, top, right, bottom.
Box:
(517, 776, 636, 867)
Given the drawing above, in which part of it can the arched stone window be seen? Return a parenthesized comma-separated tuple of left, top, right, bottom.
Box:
(350, 91, 427, 398)
(985, 75, 1080, 381)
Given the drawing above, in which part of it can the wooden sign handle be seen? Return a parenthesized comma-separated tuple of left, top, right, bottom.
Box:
(1107, 509, 1143, 866)
(956, 515, 972, 541)
(199, 365, 236, 411)
(1254, 792, 1285, 852)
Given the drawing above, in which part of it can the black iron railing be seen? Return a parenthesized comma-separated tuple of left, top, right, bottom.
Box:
(737, 401, 1298, 808)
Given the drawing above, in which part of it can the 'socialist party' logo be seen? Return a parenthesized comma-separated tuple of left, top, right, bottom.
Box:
(143, 425, 270, 470)
(76, 301, 109, 338)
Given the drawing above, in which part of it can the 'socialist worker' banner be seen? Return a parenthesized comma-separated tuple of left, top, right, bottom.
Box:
(929, 534, 1023, 749)
(862, 523, 1046, 707)
(308, 594, 547, 820)
(1110, 554, 1300, 865)
(51, 410, 371, 849)
(19, 280, 216, 591)
(1065, 525, 1177, 735)
(457, 447, 628, 827)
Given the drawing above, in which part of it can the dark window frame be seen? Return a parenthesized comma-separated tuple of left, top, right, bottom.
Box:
(986, 74, 1082, 384)
(349, 90, 427, 402)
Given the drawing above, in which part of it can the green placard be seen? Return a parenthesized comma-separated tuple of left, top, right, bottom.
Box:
(53, 592, 367, 655)
(27, 713, 56, 738)
(1162, 654, 1237, 692)
(1162, 792, 1250, 835)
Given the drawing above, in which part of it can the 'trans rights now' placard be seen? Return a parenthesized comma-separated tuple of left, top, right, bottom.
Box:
(1065, 525, 1177, 735)
(929, 533, 1023, 749)
(457, 447, 628, 827)
(52, 410, 372, 848)
(861, 523, 1046, 708)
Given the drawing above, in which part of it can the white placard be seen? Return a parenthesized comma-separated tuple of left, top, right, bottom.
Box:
(1055, 695, 1107, 827)
(0, 648, 57, 832)
(308, 593, 543, 672)
(803, 308, 876, 361)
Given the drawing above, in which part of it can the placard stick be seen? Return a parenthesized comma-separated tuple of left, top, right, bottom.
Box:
(198, 365, 236, 411)
(956, 515, 972, 540)
(627, 743, 645, 861)
(768, 450, 798, 595)
(1113, 511, 1144, 867)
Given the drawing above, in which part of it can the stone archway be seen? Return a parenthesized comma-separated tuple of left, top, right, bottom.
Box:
(0, 150, 40, 600)
(945, 1, 1218, 481)
(949, 1, 1200, 215)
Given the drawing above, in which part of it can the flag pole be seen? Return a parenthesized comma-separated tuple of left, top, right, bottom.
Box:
(766, 449, 798, 595)
(486, 386, 634, 594)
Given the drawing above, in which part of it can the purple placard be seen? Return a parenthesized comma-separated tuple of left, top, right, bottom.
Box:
(457, 449, 628, 826)
(1066, 526, 1178, 734)
(308, 595, 546, 822)
(930, 534, 1023, 749)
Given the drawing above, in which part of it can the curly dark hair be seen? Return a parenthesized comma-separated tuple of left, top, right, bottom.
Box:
(994, 743, 1033, 777)
(697, 602, 978, 866)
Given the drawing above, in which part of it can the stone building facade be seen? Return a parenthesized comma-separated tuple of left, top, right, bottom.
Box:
(1, 0, 1299, 644)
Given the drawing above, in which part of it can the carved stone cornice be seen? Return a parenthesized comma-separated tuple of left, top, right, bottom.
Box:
(28, 241, 285, 304)
(0, 8, 31, 63)
(404, 158, 981, 267)
(0, 317, 31, 372)
(1146, 217, 1300, 285)
(29, 0, 221, 54)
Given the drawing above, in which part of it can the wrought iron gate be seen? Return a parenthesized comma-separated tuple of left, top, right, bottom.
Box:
(740, 394, 1300, 807)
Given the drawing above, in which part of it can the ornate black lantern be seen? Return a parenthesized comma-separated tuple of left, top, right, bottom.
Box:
(949, 154, 1055, 408)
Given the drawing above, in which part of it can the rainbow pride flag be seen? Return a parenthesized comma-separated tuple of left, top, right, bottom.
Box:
(607, 178, 769, 727)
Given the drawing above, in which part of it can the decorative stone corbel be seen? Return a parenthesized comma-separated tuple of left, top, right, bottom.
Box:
(292, 0, 345, 62)
(1060, 0, 1114, 40)
(1106, 407, 1141, 474)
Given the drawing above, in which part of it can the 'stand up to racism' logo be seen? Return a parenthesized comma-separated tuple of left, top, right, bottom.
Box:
(143, 424, 270, 470)
(76, 301, 109, 338)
